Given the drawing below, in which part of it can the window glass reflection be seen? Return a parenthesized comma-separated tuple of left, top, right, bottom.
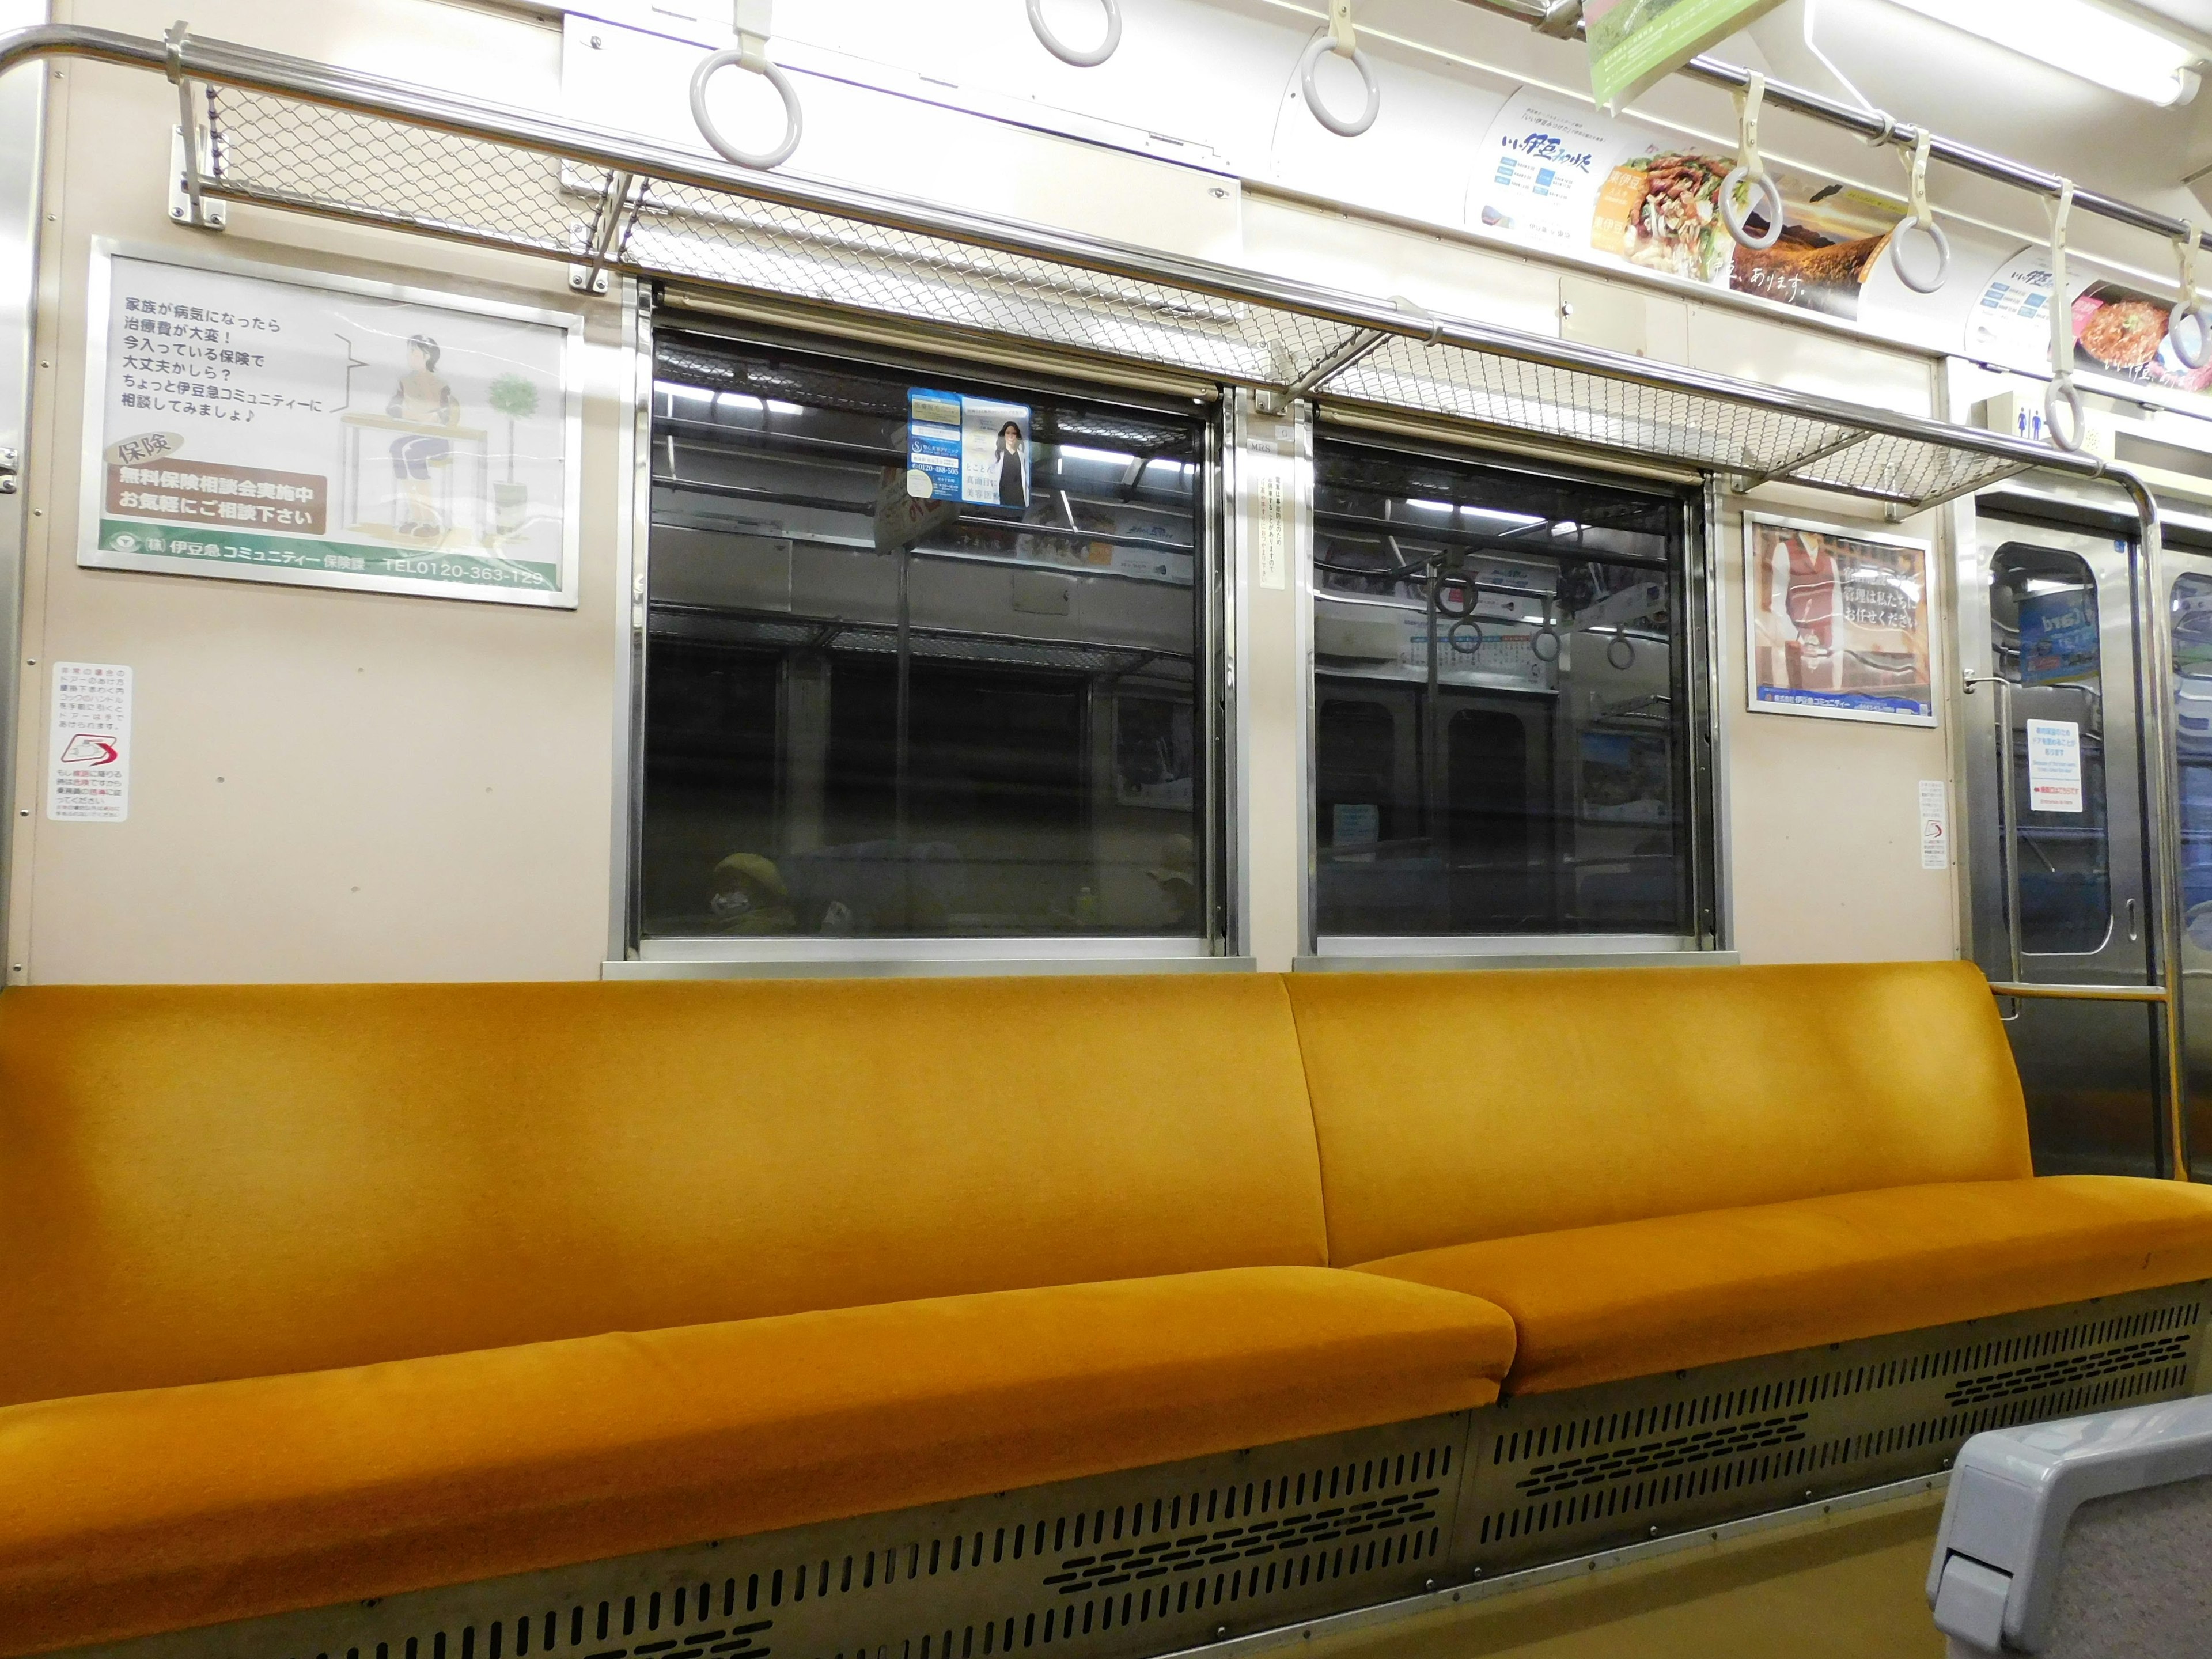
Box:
(2174, 572, 2212, 949)
(1311, 439, 1693, 937)
(1990, 545, 2111, 955)
(639, 336, 1209, 940)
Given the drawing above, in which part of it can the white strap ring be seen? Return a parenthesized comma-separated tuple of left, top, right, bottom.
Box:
(1719, 165, 1783, 251)
(1028, 0, 1120, 67)
(1889, 218, 1950, 296)
(691, 44, 804, 171)
(2172, 301, 2212, 372)
(1299, 35, 1380, 138)
(2044, 376, 2088, 455)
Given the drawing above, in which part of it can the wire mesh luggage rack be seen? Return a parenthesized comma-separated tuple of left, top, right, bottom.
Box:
(0, 21, 2105, 514)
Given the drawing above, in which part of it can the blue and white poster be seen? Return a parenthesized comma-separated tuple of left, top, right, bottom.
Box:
(906, 388, 1032, 509)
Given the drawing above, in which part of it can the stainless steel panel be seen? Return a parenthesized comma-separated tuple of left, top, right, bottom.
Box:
(1961, 509, 2165, 1175)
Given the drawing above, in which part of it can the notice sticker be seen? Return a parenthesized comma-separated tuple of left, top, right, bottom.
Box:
(1245, 420, 1292, 591)
(48, 662, 132, 822)
(2026, 719, 2084, 815)
(1918, 779, 1950, 870)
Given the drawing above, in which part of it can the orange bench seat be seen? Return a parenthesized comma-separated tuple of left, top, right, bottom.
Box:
(1356, 1177, 2212, 1395)
(0, 1267, 1513, 1658)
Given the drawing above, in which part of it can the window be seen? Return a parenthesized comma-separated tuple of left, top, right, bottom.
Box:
(638, 332, 1213, 945)
(1990, 545, 2111, 955)
(1310, 434, 1703, 941)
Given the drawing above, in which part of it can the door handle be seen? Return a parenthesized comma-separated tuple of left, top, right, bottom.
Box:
(2128, 897, 2141, 942)
(1965, 673, 2025, 984)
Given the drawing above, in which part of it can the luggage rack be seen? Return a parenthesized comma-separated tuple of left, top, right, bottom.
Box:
(0, 21, 2188, 1156)
(0, 21, 2106, 514)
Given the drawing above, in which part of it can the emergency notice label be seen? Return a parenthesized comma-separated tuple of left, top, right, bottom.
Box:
(2026, 719, 2085, 815)
(47, 662, 132, 823)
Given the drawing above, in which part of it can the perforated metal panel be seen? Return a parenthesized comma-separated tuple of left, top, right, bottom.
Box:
(165, 64, 2053, 509)
(65, 1417, 1467, 1659)
(1450, 1284, 2211, 1575)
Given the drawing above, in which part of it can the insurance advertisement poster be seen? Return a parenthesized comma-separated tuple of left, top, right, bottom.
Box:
(1585, 0, 1787, 113)
(907, 388, 1032, 509)
(1745, 514, 1936, 726)
(82, 249, 582, 607)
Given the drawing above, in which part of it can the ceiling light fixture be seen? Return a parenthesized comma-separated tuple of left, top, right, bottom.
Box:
(1886, 0, 2200, 107)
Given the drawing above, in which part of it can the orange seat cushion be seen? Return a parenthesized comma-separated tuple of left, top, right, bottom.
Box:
(0, 1267, 1515, 1658)
(1354, 1177, 2212, 1396)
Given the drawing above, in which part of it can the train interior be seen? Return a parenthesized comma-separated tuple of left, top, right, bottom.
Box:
(13, 0, 2212, 1656)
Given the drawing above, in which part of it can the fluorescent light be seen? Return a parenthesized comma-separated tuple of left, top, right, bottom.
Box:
(1886, 0, 2199, 106)
(716, 392, 766, 412)
(765, 399, 805, 415)
(1550, 520, 1582, 536)
(1459, 505, 1546, 528)
(1058, 444, 1138, 465)
(1404, 498, 1456, 513)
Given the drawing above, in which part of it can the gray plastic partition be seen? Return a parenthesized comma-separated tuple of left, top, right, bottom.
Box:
(1930, 1395, 2212, 1656)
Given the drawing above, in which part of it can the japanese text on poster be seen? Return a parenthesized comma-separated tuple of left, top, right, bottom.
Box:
(47, 662, 131, 823)
(86, 255, 577, 607)
(2027, 719, 2085, 814)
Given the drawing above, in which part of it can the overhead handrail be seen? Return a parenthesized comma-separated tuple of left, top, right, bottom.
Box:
(2046, 180, 2086, 454)
(2173, 218, 2212, 372)
(1719, 71, 1782, 252)
(1888, 129, 1949, 295)
(690, 0, 802, 171)
(1300, 0, 1380, 138)
(1027, 0, 1120, 68)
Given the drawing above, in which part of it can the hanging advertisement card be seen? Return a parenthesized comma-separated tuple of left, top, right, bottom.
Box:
(1585, 0, 1789, 113)
(81, 245, 583, 608)
(906, 388, 1032, 508)
(1470, 94, 1658, 255)
(1744, 513, 1936, 726)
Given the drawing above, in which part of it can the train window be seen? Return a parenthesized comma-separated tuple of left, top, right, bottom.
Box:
(1990, 546, 2111, 955)
(1310, 435, 1696, 940)
(638, 334, 1211, 944)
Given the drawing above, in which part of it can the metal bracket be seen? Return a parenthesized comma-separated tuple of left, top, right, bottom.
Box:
(0, 446, 18, 495)
(570, 169, 639, 294)
(164, 22, 225, 230)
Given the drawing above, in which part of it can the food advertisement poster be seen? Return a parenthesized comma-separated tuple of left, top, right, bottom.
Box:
(1585, 0, 1789, 113)
(83, 250, 582, 607)
(1473, 93, 1905, 326)
(1966, 245, 2212, 392)
(1745, 514, 1936, 726)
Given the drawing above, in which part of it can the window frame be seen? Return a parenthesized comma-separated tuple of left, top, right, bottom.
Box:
(611, 296, 1234, 971)
(1297, 418, 1726, 966)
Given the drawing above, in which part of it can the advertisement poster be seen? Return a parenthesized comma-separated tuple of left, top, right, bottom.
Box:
(1745, 514, 1936, 725)
(2019, 589, 2101, 687)
(84, 251, 581, 607)
(1586, 0, 1788, 112)
(907, 388, 1032, 508)
(1592, 149, 1901, 317)
(47, 662, 131, 823)
(1471, 95, 1657, 255)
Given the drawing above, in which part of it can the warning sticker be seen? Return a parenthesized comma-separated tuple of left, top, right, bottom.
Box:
(48, 662, 132, 823)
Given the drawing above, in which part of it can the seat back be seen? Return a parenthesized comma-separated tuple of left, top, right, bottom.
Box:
(1286, 961, 2032, 1266)
(0, 975, 1324, 1405)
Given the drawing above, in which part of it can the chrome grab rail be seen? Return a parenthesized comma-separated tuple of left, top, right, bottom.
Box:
(1964, 673, 2026, 988)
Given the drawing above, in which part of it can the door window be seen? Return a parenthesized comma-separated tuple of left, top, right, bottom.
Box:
(1310, 436, 1697, 938)
(639, 333, 1211, 942)
(2173, 573, 2212, 948)
(1990, 546, 2112, 954)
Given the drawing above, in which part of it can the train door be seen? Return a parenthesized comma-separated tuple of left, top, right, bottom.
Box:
(2167, 548, 2212, 1178)
(1961, 506, 2162, 1175)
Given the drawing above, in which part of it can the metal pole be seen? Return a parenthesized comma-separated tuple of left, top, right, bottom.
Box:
(2120, 468, 2193, 1179)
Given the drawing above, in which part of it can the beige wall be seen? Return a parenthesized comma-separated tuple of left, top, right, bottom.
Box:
(5, 0, 1971, 983)
(7, 0, 623, 984)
